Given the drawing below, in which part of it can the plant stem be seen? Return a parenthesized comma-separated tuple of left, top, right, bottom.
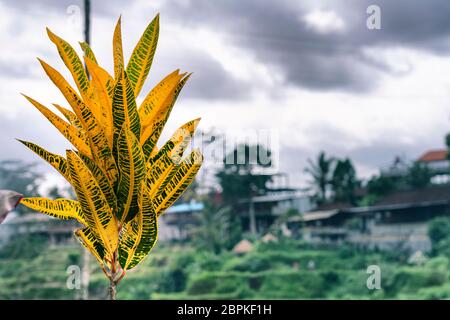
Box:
(108, 278, 116, 300)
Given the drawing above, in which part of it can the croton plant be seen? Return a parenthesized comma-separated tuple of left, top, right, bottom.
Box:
(15, 13, 202, 299)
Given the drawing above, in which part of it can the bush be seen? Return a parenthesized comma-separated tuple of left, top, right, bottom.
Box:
(0, 234, 48, 259)
(186, 273, 220, 295)
(428, 216, 450, 255)
(258, 270, 326, 299)
(383, 268, 448, 296)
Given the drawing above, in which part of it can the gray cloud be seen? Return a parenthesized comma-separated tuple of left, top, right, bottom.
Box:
(1, 0, 250, 100)
(160, 0, 450, 92)
(0, 61, 33, 79)
(1, 0, 128, 16)
(141, 46, 250, 101)
(281, 141, 427, 188)
(5, 0, 450, 94)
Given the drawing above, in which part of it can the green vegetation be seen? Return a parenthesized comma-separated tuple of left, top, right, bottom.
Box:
(2, 235, 450, 300)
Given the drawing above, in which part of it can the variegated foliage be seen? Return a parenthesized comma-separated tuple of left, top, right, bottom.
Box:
(18, 14, 203, 282)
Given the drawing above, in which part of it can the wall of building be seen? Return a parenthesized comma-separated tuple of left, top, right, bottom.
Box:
(348, 222, 431, 252)
(302, 221, 431, 253)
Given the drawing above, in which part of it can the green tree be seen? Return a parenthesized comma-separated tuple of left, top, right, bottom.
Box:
(366, 174, 396, 197)
(216, 144, 273, 235)
(445, 133, 450, 159)
(192, 199, 233, 253)
(216, 144, 273, 203)
(428, 216, 450, 256)
(304, 151, 334, 204)
(406, 162, 431, 189)
(331, 158, 359, 204)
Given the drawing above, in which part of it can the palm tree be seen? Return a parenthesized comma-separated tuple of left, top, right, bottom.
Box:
(304, 151, 334, 204)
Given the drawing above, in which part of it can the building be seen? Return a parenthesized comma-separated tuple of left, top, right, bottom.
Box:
(289, 185, 450, 252)
(158, 200, 204, 240)
(237, 191, 314, 234)
(417, 149, 450, 184)
(157, 189, 314, 240)
(0, 212, 78, 247)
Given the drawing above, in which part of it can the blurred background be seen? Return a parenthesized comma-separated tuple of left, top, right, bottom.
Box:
(2, 0, 450, 299)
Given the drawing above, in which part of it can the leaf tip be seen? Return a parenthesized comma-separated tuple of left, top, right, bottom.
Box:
(46, 27, 56, 40)
(183, 72, 193, 81)
(193, 117, 201, 126)
(20, 92, 30, 100)
(115, 15, 122, 28)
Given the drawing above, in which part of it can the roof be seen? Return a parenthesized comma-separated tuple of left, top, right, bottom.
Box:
(261, 233, 277, 243)
(417, 150, 447, 162)
(374, 185, 450, 206)
(314, 202, 352, 211)
(165, 201, 204, 214)
(233, 239, 254, 254)
(346, 185, 450, 214)
(289, 209, 340, 222)
(289, 185, 450, 222)
(238, 191, 307, 204)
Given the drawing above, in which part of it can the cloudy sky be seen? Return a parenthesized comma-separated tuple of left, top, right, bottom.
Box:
(1, 0, 450, 191)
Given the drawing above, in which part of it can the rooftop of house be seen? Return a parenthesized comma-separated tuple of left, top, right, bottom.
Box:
(373, 184, 450, 207)
(165, 201, 204, 214)
(236, 191, 309, 204)
(417, 149, 448, 162)
(289, 209, 340, 222)
(293, 184, 450, 223)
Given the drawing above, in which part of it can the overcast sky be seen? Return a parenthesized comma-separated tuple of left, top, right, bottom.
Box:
(1, 0, 450, 191)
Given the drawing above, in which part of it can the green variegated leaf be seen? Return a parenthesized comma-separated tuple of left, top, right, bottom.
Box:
(85, 57, 114, 146)
(126, 14, 159, 97)
(146, 141, 177, 200)
(112, 69, 141, 159)
(38, 59, 117, 183)
(47, 29, 105, 124)
(154, 149, 203, 216)
(163, 117, 200, 163)
(146, 118, 200, 199)
(38, 58, 88, 126)
(53, 104, 84, 130)
(46, 28, 91, 101)
(78, 153, 117, 212)
(20, 197, 86, 226)
(113, 16, 124, 80)
(118, 184, 157, 270)
(67, 150, 118, 257)
(138, 69, 181, 129)
(141, 73, 191, 159)
(79, 41, 98, 64)
(75, 227, 106, 265)
(17, 139, 70, 182)
(22, 94, 92, 157)
(116, 125, 147, 224)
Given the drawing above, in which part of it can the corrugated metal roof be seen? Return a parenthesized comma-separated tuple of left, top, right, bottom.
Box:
(239, 192, 307, 204)
(165, 201, 204, 214)
(289, 209, 340, 222)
